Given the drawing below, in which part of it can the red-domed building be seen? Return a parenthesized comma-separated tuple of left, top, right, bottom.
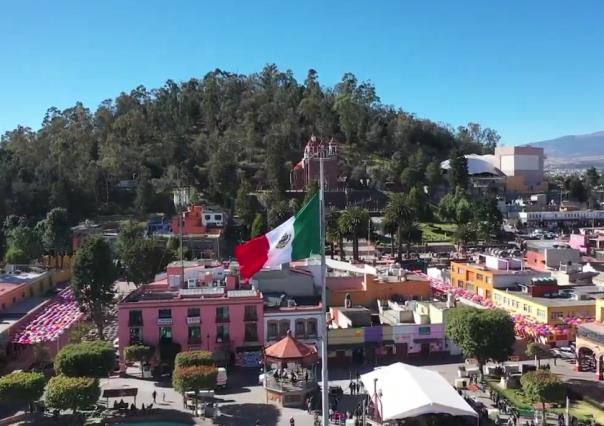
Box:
(290, 136, 339, 191)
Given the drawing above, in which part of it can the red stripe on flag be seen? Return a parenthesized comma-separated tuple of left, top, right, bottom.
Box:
(235, 235, 270, 279)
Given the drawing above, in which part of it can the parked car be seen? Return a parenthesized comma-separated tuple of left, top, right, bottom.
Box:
(552, 347, 576, 360)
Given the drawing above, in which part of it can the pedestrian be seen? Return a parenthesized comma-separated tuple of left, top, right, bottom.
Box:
(304, 370, 309, 382)
(307, 397, 312, 414)
(162, 392, 165, 402)
(256, 420, 261, 426)
(152, 390, 157, 403)
(553, 356, 557, 366)
(290, 416, 295, 426)
(349, 381, 354, 395)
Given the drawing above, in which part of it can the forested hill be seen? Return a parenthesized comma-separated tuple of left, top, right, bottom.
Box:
(0, 64, 499, 223)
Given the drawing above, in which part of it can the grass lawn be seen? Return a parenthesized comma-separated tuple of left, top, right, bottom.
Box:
(487, 379, 604, 422)
(420, 222, 458, 242)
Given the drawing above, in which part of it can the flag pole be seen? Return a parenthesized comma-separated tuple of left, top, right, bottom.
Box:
(319, 154, 329, 426)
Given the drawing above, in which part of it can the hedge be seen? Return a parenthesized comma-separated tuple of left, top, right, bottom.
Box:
(0, 371, 46, 407)
(172, 365, 218, 394)
(174, 350, 214, 368)
(54, 340, 115, 378)
(45, 375, 100, 412)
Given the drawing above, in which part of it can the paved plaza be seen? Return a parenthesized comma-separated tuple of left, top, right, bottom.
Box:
(98, 353, 601, 426)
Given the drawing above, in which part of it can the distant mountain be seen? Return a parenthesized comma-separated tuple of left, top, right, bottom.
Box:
(522, 131, 604, 169)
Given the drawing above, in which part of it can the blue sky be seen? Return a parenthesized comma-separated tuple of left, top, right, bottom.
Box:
(1, 0, 603, 145)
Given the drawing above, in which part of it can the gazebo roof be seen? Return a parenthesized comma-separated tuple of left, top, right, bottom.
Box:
(264, 330, 318, 363)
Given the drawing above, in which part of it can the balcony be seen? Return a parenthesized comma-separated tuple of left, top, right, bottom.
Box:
(215, 316, 230, 323)
(157, 318, 173, 326)
(216, 335, 230, 344)
(244, 314, 258, 322)
(128, 319, 143, 327)
(187, 317, 201, 325)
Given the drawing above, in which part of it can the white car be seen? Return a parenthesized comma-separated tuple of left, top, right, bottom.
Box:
(552, 347, 576, 360)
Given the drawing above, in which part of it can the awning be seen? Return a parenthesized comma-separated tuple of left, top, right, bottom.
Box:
(413, 338, 442, 343)
(264, 330, 317, 363)
(361, 362, 477, 421)
(102, 388, 138, 398)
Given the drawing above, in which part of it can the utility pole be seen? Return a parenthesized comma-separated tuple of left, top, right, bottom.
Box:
(177, 172, 185, 288)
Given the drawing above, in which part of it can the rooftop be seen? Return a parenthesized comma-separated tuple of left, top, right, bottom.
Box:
(498, 287, 600, 307)
(122, 284, 261, 303)
(0, 295, 53, 335)
(0, 269, 48, 286)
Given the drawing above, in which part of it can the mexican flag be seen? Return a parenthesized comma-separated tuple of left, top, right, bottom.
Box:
(235, 193, 320, 279)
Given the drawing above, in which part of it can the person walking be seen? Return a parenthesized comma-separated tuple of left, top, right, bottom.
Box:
(152, 390, 157, 403)
(307, 397, 312, 414)
(290, 416, 295, 426)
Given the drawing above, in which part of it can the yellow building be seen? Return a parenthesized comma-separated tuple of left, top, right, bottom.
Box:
(492, 288, 595, 326)
(450, 259, 546, 301)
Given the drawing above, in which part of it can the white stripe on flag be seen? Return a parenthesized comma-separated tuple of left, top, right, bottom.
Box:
(265, 216, 295, 268)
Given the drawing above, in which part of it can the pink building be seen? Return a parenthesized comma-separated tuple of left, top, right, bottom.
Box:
(569, 233, 589, 254)
(117, 265, 264, 369)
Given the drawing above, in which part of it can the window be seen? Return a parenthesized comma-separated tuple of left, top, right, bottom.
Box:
(129, 310, 143, 326)
(537, 309, 546, 319)
(215, 214, 222, 221)
(244, 323, 258, 342)
(550, 311, 563, 320)
(307, 319, 318, 337)
(129, 327, 142, 344)
(418, 326, 431, 336)
(244, 305, 257, 321)
(216, 306, 229, 322)
(188, 326, 201, 344)
(295, 319, 306, 337)
(279, 320, 290, 338)
(477, 274, 484, 281)
(457, 280, 464, 287)
(187, 308, 200, 318)
(216, 325, 229, 342)
(486, 277, 492, 284)
(205, 215, 211, 221)
(267, 320, 278, 340)
(158, 309, 172, 319)
(159, 327, 172, 340)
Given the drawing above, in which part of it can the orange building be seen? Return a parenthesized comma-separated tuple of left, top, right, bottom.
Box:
(327, 270, 431, 307)
(171, 205, 226, 235)
(450, 255, 548, 300)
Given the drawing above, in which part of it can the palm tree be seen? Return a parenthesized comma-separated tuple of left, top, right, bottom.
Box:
(326, 209, 344, 260)
(338, 207, 369, 261)
(399, 222, 423, 256)
(382, 215, 397, 256)
(384, 193, 415, 261)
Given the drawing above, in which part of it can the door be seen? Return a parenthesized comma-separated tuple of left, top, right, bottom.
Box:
(420, 343, 430, 356)
(396, 343, 408, 360)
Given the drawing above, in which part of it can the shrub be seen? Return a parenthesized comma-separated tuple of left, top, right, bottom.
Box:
(175, 350, 214, 368)
(173, 365, 218, 394)
(54, 340, 115, 378)
(0, 371, 45, 410)
(45, 375, 100, 412)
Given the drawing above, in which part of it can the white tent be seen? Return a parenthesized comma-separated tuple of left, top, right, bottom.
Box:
(360, 362, 477, 422)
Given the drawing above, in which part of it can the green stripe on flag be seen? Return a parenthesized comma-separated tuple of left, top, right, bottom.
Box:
(292, 192, 320, 260)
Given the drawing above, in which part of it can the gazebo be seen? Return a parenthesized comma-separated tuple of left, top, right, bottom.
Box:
(262, 330, 318, 407)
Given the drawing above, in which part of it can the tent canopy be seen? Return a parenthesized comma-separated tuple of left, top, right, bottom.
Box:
(361, 362, 477, 422)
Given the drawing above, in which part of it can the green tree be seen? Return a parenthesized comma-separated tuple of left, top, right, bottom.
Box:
(585, 167, 600, 189)
(71, 237, 117, 339)
(235, 179, 255, 231)
(445, 308, 515, 378)
(399, 222, 423, 255)
(473, 198, 503, 241)
(521, 370, 564, 425)
(407, 186, 431, 222)
(526, 342, 552, 369)
(455, 197, 473, 224)
(124, 344, 154, 377)
(566, 176, 588, 203)
(399, 166, 422, 191)
(438, 193, 456, 222)
(448, 148, 469, 190)
(134, 176, 155, 215)
(0, 371, 45, 412)
(173, 365, 219, 395)
(4, 225, 43, 264)
(384, 193, 415, 261)
(120, 238, 173, 286)
(175, 350, 215, 368)
(326, 209, 344, 259)
(54, 341, 115, 378)
(425, 161, 443, 193)
(45, 375, 100, 413)
(267, 200, 290, 228)
(68, 323, 94, 344)
(250, 213, 267, 238)
(453, 224, 477, 250)
(40, 207, 71, 255)
(338, 207, 369, 260)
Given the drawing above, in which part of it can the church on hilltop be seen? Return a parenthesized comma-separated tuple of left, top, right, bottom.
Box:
(290, 136, 339, 191)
